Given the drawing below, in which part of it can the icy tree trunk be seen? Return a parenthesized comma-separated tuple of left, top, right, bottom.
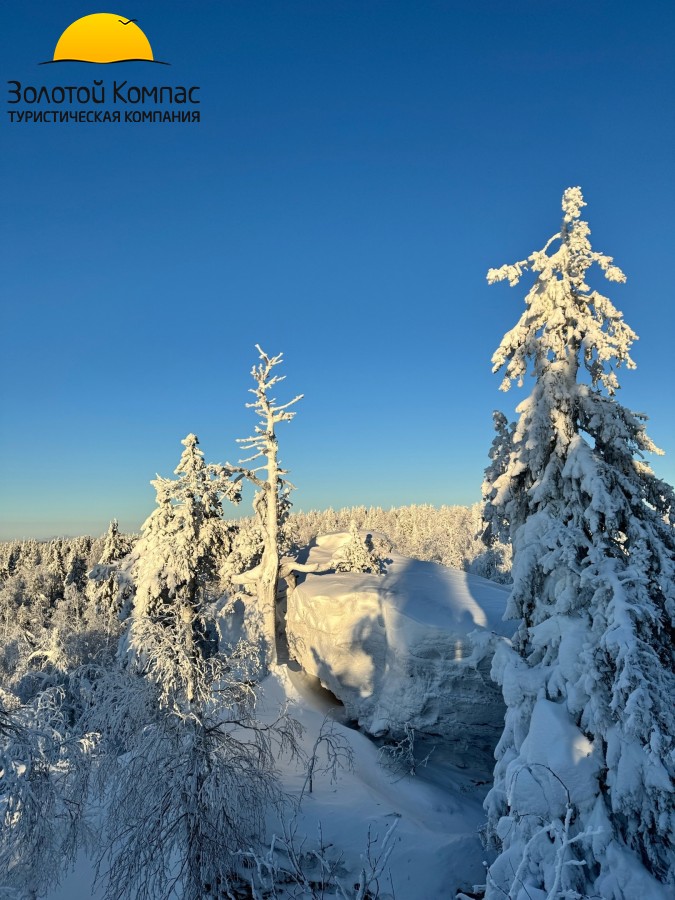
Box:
(234, 346, 302, 672)
(259, 429, 280, 668)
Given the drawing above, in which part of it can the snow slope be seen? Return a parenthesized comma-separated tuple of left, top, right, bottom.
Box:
(253, 667, 495, 899)
(49, 665, 494, 900)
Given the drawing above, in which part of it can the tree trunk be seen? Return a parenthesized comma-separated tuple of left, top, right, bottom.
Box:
(259, 431, 279, 669)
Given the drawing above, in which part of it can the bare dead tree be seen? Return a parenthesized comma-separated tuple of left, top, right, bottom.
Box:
(228, 346, 303, 668)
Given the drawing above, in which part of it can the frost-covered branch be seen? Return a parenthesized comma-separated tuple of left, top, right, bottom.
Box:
(0, 692, 98, 897)
(242, 816, 399, 899)
(301, 715, 354, 799)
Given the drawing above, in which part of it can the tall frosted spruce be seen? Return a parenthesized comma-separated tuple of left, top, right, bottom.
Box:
(482, 188, 675, 899)
(129, 433, 240, 706)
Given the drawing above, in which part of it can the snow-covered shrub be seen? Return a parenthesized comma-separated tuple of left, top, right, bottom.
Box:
(0, 690, 98, 897)
(243, 817, 399, 900)
(302, 715, 354, 797)
(87, 659, 301, 900)
(332, 520, 386, 575)
(482, 187, 675, 898)
(378, 722, 431, 778)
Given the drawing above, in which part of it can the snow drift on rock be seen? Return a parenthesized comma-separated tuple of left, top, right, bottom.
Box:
(286, 532, 513, 765)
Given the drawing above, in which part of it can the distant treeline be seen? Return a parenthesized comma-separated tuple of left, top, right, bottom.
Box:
(284, 502, 511, 581)
(0, 501, 511, 601)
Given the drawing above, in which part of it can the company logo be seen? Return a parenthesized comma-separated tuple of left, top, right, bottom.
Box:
(6, 12, 203, 125)
(41, 13, 168, 65)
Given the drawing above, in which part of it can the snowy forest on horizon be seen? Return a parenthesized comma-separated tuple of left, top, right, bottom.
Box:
(1, 188, 674, 900)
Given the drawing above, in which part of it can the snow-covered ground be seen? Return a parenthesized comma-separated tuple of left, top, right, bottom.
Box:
(51, 664, 495, 900)
(263, 667, 496, 899)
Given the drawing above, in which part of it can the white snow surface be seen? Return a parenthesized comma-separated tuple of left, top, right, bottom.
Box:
(49, 667, 494, 900)
(286, 532, 513, 763)
(505, 698, 600, 820)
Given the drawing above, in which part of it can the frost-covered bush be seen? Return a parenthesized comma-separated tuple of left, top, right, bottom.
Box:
(332, 520, 386, 575)
(87, 654, 300, 900)
(378, 722, 430, 778)
(0, 690, 98, 897)
(244, 817, 399, 900)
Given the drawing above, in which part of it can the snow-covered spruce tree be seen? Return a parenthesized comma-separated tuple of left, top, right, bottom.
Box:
(482, 411, 516, 549)
(87, 570, 133, 628)
(87, 521, 135, 625)
(482, 188, 675, 899)
(230, 346, 303, 668)
(133, 433, 237, 618)
(333, 519, 386, 574)
(94, 434, 301, 899)
(471, 412, 517, 584)
(128, 433, 241, 702)
(98, 518, 131, 565)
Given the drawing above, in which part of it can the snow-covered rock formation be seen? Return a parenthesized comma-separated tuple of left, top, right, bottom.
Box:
(286, 532, 514, 764)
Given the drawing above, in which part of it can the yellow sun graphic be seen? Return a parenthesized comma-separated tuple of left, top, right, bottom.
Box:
(52, 13, 155, 64)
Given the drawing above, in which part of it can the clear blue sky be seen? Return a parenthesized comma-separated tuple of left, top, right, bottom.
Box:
(1, 1, 673, 539)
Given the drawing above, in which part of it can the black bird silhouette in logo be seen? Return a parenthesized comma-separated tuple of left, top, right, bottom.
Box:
(118, 19, 138, 25)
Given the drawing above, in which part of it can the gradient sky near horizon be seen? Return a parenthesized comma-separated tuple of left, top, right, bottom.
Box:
(1, 0, 674, 540)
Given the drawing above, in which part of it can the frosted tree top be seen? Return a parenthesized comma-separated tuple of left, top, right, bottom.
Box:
(488, 186, 635, 397)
